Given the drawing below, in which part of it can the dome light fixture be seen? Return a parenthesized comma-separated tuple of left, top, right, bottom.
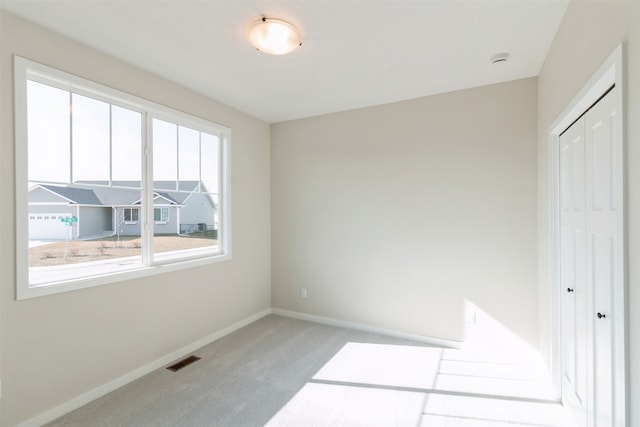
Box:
(248, 17, 302, 55)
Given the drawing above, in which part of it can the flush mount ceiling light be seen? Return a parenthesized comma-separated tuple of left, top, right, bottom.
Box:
(248, 17, 302, 55)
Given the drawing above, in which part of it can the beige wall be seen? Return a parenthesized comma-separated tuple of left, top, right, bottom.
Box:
(271, 78, 538, 346)
(0, 9, 3, 424)
(4, 2, 638, 425)
(537, 0, 640, 422)
(0, 12, 271, 426)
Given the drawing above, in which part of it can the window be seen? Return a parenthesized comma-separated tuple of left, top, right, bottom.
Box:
(124, 208, 139, 223)
(15, 57, 230, 299)
(154, 207, 169, 223)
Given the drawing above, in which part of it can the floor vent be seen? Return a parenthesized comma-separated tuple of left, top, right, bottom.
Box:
(167, 355, 201, 372)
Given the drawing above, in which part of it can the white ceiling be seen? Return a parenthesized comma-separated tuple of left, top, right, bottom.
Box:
(1, 1, 569, 123)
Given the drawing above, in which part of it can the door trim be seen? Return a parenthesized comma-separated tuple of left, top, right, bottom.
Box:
(548, 43, 626, 426)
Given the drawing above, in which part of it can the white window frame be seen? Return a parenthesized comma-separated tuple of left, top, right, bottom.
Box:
(15, 57, 232, 300)
(154, 207, 170, 224)
(124, 207, 139, 224)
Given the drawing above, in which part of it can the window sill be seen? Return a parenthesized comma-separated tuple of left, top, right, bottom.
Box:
(18, 249, 231, 300)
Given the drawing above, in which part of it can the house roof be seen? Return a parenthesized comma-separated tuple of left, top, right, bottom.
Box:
(32, 181, 202, 207)
(155, 192, 181, 205)
(41, 185, 103, 205)
(90, 186, 141, 206)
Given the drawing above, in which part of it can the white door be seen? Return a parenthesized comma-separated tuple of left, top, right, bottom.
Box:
(560, 117, 588, 427)
(584, 88, 621, 427)
(559, 87, 623, 427)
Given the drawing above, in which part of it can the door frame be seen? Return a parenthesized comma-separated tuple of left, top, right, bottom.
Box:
(548, 43, 627, 425)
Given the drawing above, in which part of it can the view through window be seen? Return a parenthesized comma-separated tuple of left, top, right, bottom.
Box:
(19, 59, 228, 293)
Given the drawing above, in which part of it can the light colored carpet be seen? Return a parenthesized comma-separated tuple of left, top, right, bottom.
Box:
(47, 314, 574, 427)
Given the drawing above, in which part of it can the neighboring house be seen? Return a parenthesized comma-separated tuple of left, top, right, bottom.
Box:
(28, 181, 217, 240)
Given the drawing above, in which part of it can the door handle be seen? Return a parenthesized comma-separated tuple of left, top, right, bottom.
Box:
(597, 312, 606, 319)
(567, 288, 574, 293)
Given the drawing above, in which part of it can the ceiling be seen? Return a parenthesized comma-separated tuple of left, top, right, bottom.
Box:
(1, 1, 569, 123)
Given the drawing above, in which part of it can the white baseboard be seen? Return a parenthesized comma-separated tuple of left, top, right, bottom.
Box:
(17, 309, 272, 427)
(271, 308, 462, 349)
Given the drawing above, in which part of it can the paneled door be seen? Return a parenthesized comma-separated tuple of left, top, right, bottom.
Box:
(560, 114, 588, 427)
(584, 87, 621, 427)
(559, 86, 622, 427)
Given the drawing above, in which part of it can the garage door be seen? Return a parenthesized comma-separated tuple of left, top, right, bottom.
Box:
(29, 214, 73, 240)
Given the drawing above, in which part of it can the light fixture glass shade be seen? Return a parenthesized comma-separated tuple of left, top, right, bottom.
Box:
(248, 18, 302, 55)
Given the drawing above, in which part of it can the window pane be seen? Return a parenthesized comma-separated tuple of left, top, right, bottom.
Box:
(124, 208, 139, 222)
(27, 82, 145, 285)
(28, 186, 143, 286)
(27, 81, 70, 183)
(72, 94, 110, 182)
(153, 118, 177, 189)
(201, 132, 220, 194)
(151, 120, 220, 258)
(154, 193, 219, 257)
(112, 105, 142, 183)
(178, 126, 200, 182)
(153, 207, 170, 222)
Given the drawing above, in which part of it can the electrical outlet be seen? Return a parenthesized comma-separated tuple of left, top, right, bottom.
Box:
(300, 288, 307, 299)
(465, 311, 477, 325)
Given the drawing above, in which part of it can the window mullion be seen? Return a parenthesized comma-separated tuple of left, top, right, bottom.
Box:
(218, 133, 225, 250)
(69, 92, 73, 183)
(109, 105, 113, 186)
(175, 125, 180, 191)
(142, 113, 154, 265)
